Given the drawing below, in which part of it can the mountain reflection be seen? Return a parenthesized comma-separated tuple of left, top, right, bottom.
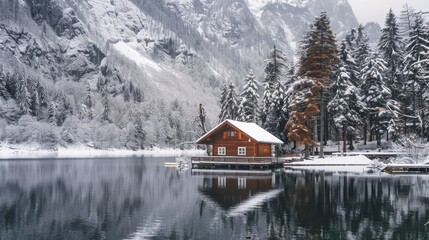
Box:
(1, 159, 429, 239)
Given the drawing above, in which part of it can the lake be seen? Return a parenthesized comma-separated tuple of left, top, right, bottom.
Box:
(1, 157, 429, 240)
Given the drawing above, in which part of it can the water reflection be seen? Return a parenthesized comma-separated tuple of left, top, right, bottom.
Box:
(195, 170, 277, 209)
(1, 159, 429, 239)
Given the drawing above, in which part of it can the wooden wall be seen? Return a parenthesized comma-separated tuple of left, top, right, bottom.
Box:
(209, 125, 272, 157)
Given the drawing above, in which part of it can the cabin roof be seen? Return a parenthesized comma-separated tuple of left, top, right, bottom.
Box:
(196, 119, 283, 144)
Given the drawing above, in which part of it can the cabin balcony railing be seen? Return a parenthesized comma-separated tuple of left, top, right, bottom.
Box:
(191, 156, 279, 164)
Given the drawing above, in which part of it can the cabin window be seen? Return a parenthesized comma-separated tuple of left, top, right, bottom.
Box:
(238, 147, 246, 156)
(218, 147, 226, 155)
(227, 131, 236, 137)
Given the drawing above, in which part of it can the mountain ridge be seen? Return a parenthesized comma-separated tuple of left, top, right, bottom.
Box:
(0, 0, 362, 148)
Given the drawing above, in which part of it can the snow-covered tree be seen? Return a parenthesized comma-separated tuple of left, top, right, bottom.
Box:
(219, 82, 238, 121)
(0, 65, 10, 100)
(238, 70, 260, 123)
(48, 102, 55, 124)
(84, 81, 94, 120)
(297, 12, 338, 156)
(402, 13, 429, 136)
(353, 25, 372, 83)
(29, 79, 40, 117)
(17, 76, 31, 115)
(399, 4, 416, 40)
(126, 115, 146, 150)
(378, 9, 403, 97)
(286, 76, 322, 158)
(261, 46, 287, 127)
(337, 40, 358, 86)
(328, 65, 365, 151)
(361, 52, 391, 147)
(123, 85, 130, 102)
(218, 83, 228, 122)
(101, 91, 110, 123)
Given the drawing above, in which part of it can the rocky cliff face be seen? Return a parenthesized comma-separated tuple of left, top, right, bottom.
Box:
(0, 0, 361, 147)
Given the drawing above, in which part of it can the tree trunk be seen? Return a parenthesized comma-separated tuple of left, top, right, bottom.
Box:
(304, 145, 310, 159)
(369, 116, 373, 142)
(348, 133, 354, 151)
(376, 131, 381, 148)
(324, 105, 329, 145)
(319, 91, 324, 158)
(363, 124, 367, 145)
(342, 125, 347, 154)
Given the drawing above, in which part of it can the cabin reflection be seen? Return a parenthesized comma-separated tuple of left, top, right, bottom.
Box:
(193, 170, 278, 210)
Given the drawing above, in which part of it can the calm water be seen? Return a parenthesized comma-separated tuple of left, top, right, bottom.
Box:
(1, 157, 429, 240)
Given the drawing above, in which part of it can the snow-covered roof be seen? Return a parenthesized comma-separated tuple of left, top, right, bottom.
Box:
(196, 119, 283, 144)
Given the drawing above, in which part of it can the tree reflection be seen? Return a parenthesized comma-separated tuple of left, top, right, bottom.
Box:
(1, 160, 429, 239)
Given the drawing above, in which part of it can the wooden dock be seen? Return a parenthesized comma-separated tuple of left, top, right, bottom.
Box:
(332, 151, 406, 159)
(383, 164, 429, 174)
(191, 156, 300, 169)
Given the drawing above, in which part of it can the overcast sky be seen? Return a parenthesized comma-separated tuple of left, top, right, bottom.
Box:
(348, 0, 429, 25)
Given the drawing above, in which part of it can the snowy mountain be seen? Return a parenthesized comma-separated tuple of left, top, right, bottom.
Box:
(0, 0, 360, 148)
(364, 22, 382, 48)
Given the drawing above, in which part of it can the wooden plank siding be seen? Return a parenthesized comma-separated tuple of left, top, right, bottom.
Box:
(198, 122, 278, 157)
(208, 124, 272, 157)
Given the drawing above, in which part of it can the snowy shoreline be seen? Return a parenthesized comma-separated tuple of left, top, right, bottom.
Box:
(0, 144, 206, 159)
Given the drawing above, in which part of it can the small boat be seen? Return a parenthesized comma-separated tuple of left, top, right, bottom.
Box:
(164, 162, 179, 166)
(164, 157, 190, 169)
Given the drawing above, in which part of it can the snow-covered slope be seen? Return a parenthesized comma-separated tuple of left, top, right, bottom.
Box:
(0, 0, 361, 148)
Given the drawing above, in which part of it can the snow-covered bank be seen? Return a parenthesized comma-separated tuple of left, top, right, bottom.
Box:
(286, 155, 373, 166)
(284, 156, 375, 173)
(0, 144, 206, 159)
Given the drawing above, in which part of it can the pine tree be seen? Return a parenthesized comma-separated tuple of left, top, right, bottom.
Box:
(85, 81, 94, 120)
(29, 78, 40, 117)
(123, 85, 130, 102)
(344, 28, 357, 50)
(399, 4, 416, 40)
(48, 102, 56, 124)
(268, 81, 287, 139)
(403, 13, 429, 136)
(218, 83, 228, 122)
(17, 76, 31, 115)
(295, 12, 338, 157)
(219, 82, 239, 121)
(135, 116, 146, 149)
(261, 46, 287, 127)
(378, 9, 403, 97)
(328, 64, 365, 151)
(338, 40, 358, 86)
(286, 76, 322, 158)
(361, 52, 391, 147)
(238, 70, 260, 123)
(55, 94, 72, 126)
(0, 65, 10, 100)
(353, 25, 371, 84)
(5, 72, 18, 99)
(37, 80, 47, 109)
(102, 91, 110, 123)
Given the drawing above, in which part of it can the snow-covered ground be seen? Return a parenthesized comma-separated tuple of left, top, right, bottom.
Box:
(284, 155, 375, 173)
(0, 144, 206, 159)
(286, 155, 373, 166)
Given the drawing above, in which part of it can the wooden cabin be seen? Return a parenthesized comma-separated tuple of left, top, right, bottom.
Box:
(196, 119, 283, 157)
